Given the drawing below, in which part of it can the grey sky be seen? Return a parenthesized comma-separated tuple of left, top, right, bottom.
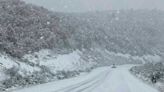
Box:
(24, 0, 164, 12)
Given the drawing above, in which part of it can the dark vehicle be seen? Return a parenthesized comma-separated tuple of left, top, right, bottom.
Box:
(112, 64, 117, 68)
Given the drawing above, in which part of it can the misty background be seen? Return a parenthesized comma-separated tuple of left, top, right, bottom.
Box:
(24, 0, 164, 12)
(0, 0, 164, 91)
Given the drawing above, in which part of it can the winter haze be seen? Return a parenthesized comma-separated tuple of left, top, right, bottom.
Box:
(24, 0, 164, 12)
(0, 0, 164, 92)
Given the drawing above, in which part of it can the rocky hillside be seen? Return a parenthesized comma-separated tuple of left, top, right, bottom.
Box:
(58, 10, 164, 56)
(0, 0, 163, 58)
(0, 0, 68, 58)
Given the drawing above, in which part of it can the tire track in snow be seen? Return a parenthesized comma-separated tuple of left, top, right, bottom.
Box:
(54, 69, 110, 92)
(70, 70, 110, 92)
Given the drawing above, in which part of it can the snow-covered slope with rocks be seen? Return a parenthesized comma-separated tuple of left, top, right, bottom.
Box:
(23, 49, 95, 72)
(0, 50, 96, 91)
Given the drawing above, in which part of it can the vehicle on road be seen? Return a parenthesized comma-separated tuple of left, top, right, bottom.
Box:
(111, 64, 117, 68)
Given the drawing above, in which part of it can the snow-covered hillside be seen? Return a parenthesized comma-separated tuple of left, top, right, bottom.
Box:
(23, 49, 95, 72)
(0, 50, 96, 91)
(1, 48, 161, 91)
(0, 0, 164, 58)
(0, 0, 163, 91)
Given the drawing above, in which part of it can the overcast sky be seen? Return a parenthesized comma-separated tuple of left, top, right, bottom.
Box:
(24, 0, 164, 12)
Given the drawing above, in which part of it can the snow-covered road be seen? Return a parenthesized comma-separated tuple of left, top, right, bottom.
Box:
(13, 65, 159, 92)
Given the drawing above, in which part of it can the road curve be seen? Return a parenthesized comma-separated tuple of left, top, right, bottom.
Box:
(13, 65, 159, 92)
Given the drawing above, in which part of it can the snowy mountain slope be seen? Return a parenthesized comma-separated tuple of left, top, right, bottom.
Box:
(0, 53, 40, 81)
(0, 0, 66, 58)
(0, 0, 163, 62)
(57, 10, 164, 56)
(81, 48, 161, 66)
(23, 50, 95, 72)
(0, 0, 163, 58)
(0, 50, 97, 91)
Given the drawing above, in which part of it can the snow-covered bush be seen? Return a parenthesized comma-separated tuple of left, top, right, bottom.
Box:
(131, 62, 164, 91)
(1, 67, 82, 91)
(131, 62, 164, 82)
(2, 69, 54, 90)
(55, 70, 80, 80)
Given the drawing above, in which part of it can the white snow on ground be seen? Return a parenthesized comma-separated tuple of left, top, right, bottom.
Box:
(156, 82, 164, 92)
(23, 49, 52, 65)
(0, 49, 161, 79)
(0, 54, 17, 81)
(0, 54, 17, 69)
(13, 65, 159, 92)
(0, 50, 98, 92)
(0, 67, 7, 81)
(23, 50, 95, 73)
(0, 49, 95, 82)
(0, 53, 41, 77)
(39, 50, 82, 71)
(0, 50, 161, 91)
(17, 62, 41, 77)
(142, 55, 161, 63)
